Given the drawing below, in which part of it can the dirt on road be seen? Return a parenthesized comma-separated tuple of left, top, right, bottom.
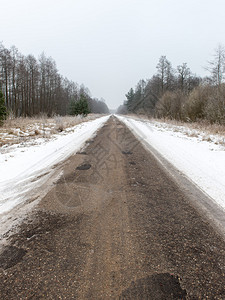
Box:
(0, 116, 225, 299)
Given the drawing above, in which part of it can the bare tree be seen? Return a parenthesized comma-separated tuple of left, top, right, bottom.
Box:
(156, 56, 174, 94)
(0, 42, 108, 117)
(207, 44, 225, 90)
(0, 46, 12, 108)
(177, 63, 190, 93)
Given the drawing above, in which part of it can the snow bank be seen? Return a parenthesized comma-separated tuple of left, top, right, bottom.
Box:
(0, 115, 109, 215)
(117, 115, 225, 211)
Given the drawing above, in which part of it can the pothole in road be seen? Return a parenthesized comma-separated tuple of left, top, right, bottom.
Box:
(0, 246, 27, 270)
(76, 163, 92, 170)
(120, 273, 187, 299)
(122, 151, 133, 155)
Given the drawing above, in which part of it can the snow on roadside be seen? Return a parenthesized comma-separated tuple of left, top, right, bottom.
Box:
(0, 115, 110, 215)
(0, 114, 100, 146)
(117, 115, 225, 211)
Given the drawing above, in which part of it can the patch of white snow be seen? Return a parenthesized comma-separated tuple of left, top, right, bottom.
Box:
(117, 115, 225, 211)
(0, 115, 110, 215)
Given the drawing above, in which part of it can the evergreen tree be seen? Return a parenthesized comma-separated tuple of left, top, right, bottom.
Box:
(68, 99, 77, 115)
(69, 94, 90, 116)
(125, 88, 135, 111)
(0, 90, 7, 124)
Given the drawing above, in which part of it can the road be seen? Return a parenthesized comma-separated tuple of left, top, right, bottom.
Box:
(0, 116, 224, 299)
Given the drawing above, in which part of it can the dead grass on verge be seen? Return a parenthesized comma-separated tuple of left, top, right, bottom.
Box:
(154, 118, 225, 136)
(0, 114, 103, 147)
(128, 114, 225, 147)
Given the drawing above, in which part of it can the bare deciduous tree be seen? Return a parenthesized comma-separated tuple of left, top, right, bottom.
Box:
(0, 43, 109, 117)
(177, 63, 190, 93)
(207, 44, 225, 89)
(156, 56, 174, 94)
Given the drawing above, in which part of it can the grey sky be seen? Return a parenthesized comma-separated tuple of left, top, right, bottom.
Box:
(1, 0, 225, 109)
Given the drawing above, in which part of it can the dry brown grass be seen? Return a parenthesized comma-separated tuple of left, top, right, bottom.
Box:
(0, 114, 102, 147)
(126, 114, 225, 147)
(152, 118, 225, 136)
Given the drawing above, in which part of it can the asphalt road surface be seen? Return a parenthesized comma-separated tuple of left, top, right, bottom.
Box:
(0, 116, 225, 299)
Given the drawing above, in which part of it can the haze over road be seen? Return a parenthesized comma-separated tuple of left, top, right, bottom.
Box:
(0, 116, 224, 299)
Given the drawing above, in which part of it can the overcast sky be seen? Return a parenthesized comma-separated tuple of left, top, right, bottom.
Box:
(1, 0, 225, 109)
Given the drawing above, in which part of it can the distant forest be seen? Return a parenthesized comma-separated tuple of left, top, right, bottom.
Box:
(0, 42, 109, 117)
(118, 45, 225, 124)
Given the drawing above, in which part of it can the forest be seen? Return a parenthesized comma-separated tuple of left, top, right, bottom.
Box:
(118, 45, 225, 125)
(0, 42, 109, 118)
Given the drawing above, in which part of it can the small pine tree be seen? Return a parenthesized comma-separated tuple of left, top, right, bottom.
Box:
(69, 99, 77, 115)
(69, 94, 91, 116)
(0, 90, 7, 125)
